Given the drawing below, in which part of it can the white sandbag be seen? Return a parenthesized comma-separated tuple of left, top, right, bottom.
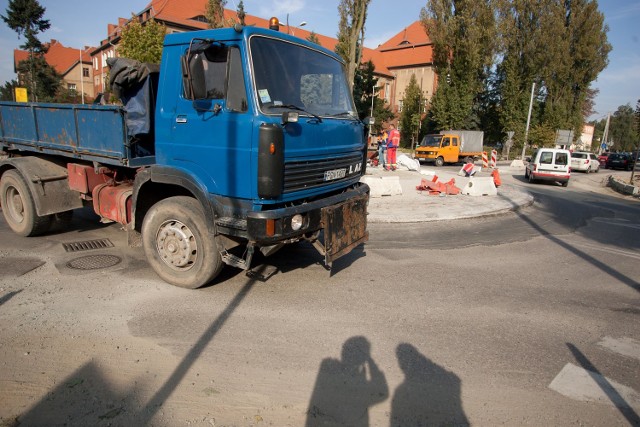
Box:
(397, 154, 420, 171)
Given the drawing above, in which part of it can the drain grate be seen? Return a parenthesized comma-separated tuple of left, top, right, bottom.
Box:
(63, 239, 114, 253)
(66, 254, 122, 270)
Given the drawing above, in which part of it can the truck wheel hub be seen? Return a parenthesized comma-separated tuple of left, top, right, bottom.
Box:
(7, 188, 25, 222)
(156, 220, 197, 270)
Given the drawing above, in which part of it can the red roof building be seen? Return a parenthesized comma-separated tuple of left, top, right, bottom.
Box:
(90, 1, 435, 114)
(14, 40, 96, 100)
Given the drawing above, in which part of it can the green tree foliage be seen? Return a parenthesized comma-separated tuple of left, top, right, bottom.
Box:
(1, 0, 50, 52)
(335, 0, 371, 90)
(0, 80, 18, 101)
(15, 55, 61, 101)
(236, 1, 246, 26)
(306, 31, 321, 46)
(206, 0, 227, 29)
(495, 0, 610, 150)
(607, 104, 637, 152)
(399, 74, 423, 148)
(2, 0, 53, 101)
(420, 0, 496, 130)
(118, 16, 166, 64)
(352, 61, 393, 133)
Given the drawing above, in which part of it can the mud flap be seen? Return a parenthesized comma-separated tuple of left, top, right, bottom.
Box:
(311, 192, 369, 267)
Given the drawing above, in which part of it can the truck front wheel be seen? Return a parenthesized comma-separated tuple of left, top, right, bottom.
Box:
(435, 157, 445, 167)
(0, 170, 52, 236)
(142, 196, 223, 289)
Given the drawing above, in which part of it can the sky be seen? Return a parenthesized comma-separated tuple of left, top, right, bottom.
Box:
(0, 0, 638, 122)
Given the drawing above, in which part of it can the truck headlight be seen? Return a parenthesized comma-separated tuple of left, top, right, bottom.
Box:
(291, 214, 304, 231)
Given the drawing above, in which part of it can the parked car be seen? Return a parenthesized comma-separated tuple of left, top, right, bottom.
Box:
(606, 153, 635, 170)
(570, 151, 600, 173)
(598, 152, 610, 166)
(525, 148, 571, 187)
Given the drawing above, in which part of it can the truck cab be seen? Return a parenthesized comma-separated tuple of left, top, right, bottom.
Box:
(0, 23, 370, 289)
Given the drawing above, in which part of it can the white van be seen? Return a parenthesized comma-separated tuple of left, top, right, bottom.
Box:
(525, 148, 571, 187)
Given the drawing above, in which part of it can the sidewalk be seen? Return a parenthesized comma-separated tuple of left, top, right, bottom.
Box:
(362, 162, 534, 223)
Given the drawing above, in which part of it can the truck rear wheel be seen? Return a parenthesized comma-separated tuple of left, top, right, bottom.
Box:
(142, 196, 223, 289)
(0, 170, 52, 236)
(435, 157, 444, 167)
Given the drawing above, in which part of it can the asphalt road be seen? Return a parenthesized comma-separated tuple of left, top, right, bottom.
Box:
(0, 168, 639, 426)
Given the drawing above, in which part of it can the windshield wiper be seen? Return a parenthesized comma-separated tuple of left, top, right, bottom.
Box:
(327, 111, 357, 118)
(270, 103, 323, 123)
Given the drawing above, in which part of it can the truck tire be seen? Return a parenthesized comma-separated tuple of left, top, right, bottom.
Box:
(435, 157, 444, 167)
(142, 196, 223, 289)
(0, 170, 52, 236)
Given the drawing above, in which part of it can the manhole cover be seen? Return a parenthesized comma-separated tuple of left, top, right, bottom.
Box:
(66, 254, 122, 270)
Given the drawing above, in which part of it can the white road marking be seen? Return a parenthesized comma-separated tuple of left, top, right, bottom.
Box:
(549, 363, 640, 411)
(598, 337, 640, 361)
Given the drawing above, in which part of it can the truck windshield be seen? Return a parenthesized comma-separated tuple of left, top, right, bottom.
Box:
(419, 135, 443, 148)
(250, 36, 356, 118)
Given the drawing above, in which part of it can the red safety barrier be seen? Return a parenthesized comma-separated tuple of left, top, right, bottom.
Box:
(491, 150, 497, 168)
(482, 151, 488, 169)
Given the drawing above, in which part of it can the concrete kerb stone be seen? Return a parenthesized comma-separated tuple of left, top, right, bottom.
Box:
(607, 175, 640, 197)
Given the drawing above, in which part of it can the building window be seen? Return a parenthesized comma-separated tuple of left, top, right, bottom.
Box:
(93, 57, 98, 69)
(398, 99, 403, 112)
(385, 83, 390, 103)
(83, 67, 89, 77)
(68, 83, 77, 90)
(102, 53, 107, 67)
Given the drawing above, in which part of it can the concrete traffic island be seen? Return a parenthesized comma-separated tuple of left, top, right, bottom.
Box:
(362, 164, 534, 223)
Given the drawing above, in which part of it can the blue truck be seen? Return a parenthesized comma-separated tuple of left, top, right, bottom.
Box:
(0, 21, 370, 288)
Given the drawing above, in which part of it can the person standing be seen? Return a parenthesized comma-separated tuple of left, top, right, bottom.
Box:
(386, 124, 400, 171)
(377, 131, 387, 169)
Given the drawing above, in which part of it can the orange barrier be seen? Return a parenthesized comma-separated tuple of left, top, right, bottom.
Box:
(491, 168, 502, 187)
(482, 151, 488, 168)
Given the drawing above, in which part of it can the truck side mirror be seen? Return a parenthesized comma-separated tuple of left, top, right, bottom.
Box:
(182, 54, 207, 100)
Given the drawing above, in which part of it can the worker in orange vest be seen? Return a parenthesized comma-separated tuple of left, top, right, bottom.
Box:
(386, 124, 400, 171)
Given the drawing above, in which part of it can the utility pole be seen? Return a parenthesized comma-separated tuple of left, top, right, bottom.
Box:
(521, 82, 535, 160)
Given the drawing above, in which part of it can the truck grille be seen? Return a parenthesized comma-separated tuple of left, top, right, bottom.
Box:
(284, 153, 363, 194)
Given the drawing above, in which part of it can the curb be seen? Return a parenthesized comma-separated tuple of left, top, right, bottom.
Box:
(607, 175, 640, 197)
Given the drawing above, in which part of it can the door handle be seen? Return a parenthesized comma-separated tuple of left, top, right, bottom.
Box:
(176, 115, 187, 123)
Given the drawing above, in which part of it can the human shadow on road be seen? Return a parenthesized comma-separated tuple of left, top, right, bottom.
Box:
(306, 336, 388, 426)
(390, 343, 469, 427)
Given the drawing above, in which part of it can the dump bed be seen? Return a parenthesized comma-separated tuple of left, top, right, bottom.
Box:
(0, 102, 155, 167)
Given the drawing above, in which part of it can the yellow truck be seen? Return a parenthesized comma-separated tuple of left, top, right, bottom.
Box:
(415, 130, 484, 166)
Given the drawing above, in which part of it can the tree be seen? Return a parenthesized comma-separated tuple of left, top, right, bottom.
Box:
(0, 80, 18, 101)
(236, 1, 246, 26)
(118, 16, 166, 64)
(608, 104, 636, 152)
(335, 0, 371, 90)
(399, 74, 422, 148)
(2, 0, 51, 101)
(14, 55, 61, 101)
(352, 60, 393, 134)
(495, 0, 610, 151)
(306, 31, 321, 46)
(206, 0, 227, 29)
(420, 0, 496, 130)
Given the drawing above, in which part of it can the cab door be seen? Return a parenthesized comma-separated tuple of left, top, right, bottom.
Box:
(441, 136, 458, 162)
(164, 43, 253, 199)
